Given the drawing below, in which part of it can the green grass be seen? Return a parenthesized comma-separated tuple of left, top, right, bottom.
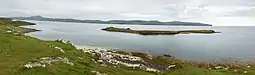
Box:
(0, 19, 254, 75)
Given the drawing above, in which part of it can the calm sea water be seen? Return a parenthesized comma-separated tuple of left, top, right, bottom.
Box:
(23, 20, 255, 61)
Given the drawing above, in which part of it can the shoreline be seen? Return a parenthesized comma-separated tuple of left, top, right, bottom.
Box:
(6, 19, 254, 74)
(20, 20, 253, 63)
(74, 43, 253, 72)
(21, 21, 254, 65)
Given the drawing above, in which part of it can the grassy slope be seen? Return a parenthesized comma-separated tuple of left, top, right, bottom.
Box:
(0, 20, 254, 75)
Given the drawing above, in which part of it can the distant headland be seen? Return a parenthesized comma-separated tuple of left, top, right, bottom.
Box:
(11, 16, 212, 26)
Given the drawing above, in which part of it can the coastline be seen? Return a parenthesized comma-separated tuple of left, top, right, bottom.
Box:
(23, 21, 254, 72)
(1, 19, 254, 75)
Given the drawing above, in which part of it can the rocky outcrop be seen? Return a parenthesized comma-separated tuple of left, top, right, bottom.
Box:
(79, 47, 176, 72)
(24, 57, 74, 68)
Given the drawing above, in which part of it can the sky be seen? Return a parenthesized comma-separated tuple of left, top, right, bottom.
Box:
(0, 0, 254, 26)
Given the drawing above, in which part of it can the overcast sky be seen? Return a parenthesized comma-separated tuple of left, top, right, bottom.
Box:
(0, 0, 254, 26)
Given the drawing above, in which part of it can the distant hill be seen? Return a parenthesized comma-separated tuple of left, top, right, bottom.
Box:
(11, 16, 212, 26)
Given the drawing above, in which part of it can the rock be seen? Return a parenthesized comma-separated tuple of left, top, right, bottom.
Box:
(244, 71, 248, 74)
(100, 64, 107, 67)
(13, 33, 19, 35)
(145, 68, 160, 72)
(54, 46, 66, 53)
(62, 57, 74, 66)
(91, 71, 108, 75)
(147, 54, 153, 60)
(6, 31, 12, 33)
(247, 65, 251, 68)
(215, 66, 224, 69)
(55, 39, 73, 45)
(163, 54, 173, 58)
(91, 70, 97, 73)
(24, 62, 46, 68)
(23, 57, 74, 68)
(97, 60, 103, 63)
(92, 59, 96, 62)
(224, 67, 229, 70)
(167, 65, 176, 69)
(234, 70, 237, 72)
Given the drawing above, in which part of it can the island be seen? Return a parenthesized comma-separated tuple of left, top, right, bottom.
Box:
(101, 27, 218, 35)
(11, 16, 212, 26)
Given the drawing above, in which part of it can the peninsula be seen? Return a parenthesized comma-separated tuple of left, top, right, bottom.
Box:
(102, 27, 218, 35)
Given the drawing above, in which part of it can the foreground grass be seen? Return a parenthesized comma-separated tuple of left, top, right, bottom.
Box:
(0, 19, 254, 75)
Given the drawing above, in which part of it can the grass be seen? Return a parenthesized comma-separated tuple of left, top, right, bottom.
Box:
(101, 27, 218, 35)
(0, 19, 254, 75)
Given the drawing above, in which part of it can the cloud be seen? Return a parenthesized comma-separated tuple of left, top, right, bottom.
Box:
(0, 0, 254, 25)
(224, 7, 255, 17)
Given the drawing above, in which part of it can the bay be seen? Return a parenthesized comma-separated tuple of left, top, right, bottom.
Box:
(23, 20, 255, 61)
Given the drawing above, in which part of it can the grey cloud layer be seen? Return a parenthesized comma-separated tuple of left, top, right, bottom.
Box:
(0, 0, 254, 25)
